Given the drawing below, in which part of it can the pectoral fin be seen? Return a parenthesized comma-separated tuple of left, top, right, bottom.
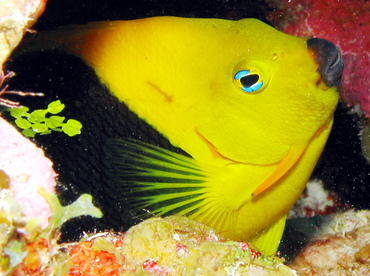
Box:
(106, 138, 209, 218)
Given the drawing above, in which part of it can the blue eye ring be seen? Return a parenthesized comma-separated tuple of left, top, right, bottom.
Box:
(234, 70, 264, 93)
(232, 60, 271, 94)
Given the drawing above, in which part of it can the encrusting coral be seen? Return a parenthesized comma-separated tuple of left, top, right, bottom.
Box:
(291, 210, 370, 275)
(58, 216, 296, 275)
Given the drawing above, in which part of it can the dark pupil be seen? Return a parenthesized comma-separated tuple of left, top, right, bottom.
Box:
(240, 74, 259, 87)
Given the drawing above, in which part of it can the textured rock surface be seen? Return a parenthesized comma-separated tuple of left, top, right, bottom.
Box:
(59, 216, 296, 276)
(291, 210, 370, 275)
(0, 0, 46, 66)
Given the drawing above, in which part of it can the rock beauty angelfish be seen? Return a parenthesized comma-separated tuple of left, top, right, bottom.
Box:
(10, 16, 343, 254)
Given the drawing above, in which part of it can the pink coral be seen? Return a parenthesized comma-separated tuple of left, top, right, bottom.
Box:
(0, 117, 56, 229)
(268, 0, 370, 117)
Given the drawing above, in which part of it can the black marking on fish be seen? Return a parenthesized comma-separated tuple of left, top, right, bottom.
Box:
(5, 50, 188, 242)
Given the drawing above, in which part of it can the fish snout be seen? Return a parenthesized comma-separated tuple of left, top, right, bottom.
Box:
(307, 38, 344, 87)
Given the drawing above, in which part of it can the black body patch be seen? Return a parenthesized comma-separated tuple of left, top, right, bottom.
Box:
(5, 50, 186, 242)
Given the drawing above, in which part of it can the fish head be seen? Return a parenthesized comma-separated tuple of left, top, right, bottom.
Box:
(190, 19, 340, 165)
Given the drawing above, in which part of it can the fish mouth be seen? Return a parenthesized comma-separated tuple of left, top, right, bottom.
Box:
(307, 38, 344, 88)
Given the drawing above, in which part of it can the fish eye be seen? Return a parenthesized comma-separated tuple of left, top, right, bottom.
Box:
(234, 70, 263, 93)
(233, 60, 271, 94)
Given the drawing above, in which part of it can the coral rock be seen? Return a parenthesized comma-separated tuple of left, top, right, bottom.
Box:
(0, 117, 56, 229)
(291, 210, 370, 275)
(0, 0, 47, 66)
(60, 216, 296, 275)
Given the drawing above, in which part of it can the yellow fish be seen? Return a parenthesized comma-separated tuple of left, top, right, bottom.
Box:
(16, 17, 342, 254)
